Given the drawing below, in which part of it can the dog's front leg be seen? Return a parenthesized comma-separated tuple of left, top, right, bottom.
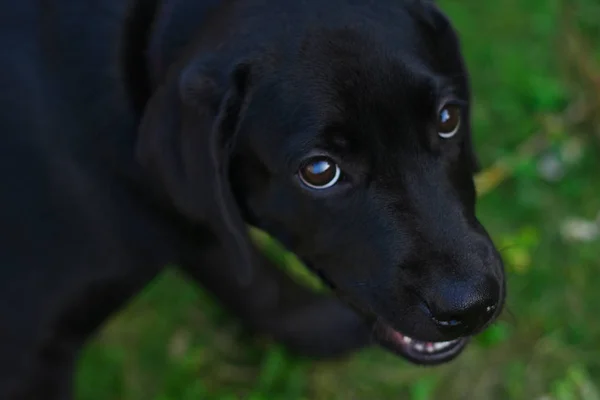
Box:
(178, 240, 372, 359)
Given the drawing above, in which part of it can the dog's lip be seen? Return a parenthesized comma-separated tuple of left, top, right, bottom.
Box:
(299, 262, 470, 364)
(372, 319, 470, 365)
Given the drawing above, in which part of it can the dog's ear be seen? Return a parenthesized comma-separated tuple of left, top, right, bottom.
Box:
(136, 59, 255, 284)
(410, 1, 482, 174)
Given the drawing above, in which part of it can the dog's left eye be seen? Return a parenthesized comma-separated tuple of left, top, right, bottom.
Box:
(298, 157, 341, 189)
(437, 104, 461, 139)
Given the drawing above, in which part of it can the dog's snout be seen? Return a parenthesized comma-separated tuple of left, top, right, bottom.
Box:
(425, 276, 500, 336)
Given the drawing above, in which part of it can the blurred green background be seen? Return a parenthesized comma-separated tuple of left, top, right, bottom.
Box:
(76, 0, 600, 398)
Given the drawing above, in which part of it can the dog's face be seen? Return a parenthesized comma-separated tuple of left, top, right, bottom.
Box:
(138, 1, 505, 365)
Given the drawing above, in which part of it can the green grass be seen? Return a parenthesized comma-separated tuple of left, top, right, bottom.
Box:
(76, 1, 600, 398)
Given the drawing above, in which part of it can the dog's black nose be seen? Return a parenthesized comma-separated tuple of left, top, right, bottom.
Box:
(426, 276, 500, 336)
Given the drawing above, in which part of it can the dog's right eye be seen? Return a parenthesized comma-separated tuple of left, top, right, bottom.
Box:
(298, 157, 341, 189)
(437, 103, 461, 139)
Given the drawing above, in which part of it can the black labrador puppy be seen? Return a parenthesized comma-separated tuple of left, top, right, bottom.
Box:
(0, 0, 505, 398)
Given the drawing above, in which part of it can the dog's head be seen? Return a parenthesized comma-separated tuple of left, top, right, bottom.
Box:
(137, 0, 505, 365)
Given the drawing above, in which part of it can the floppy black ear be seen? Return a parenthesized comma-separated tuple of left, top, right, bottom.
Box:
(411, 1, 482, 174)
(136, 60, 255, 284)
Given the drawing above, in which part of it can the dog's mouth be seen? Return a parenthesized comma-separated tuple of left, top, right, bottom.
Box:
(373, 320, 469, 365)
(307, 266, 470, 365)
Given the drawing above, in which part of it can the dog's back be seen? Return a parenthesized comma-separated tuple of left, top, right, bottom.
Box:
(0, 1, 162, 398)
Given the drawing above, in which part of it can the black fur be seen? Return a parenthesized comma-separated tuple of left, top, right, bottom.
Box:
(0, 0, 504, 398)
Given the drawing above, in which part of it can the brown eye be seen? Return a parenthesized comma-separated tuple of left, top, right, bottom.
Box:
(438, 104, 461, 139)
(298, 157, 341, 189)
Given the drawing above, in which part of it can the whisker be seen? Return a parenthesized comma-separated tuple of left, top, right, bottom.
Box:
(370, 316, 384, 343)
(499, 305, 518, 328)
(498, 243, 519, 253)
(349, 280, 385, 290)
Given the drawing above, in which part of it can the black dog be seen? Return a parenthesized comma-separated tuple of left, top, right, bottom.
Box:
(0, 0, 505, 398)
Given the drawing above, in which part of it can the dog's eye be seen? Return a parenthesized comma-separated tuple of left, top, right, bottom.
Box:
(437, 104, 461, 139)
(298, 157, 341, 189)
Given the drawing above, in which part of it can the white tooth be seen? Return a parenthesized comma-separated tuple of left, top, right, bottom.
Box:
(426, 344, 435, 353)
(403, 336, 412, 344)
(433, 342, 446, 351)
(414, 343, 425, 352)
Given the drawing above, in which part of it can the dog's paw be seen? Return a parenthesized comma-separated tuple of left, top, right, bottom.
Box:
(270, 297, 372, 359)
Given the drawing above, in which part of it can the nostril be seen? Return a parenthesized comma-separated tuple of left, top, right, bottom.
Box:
(426, 277, 501, 334)
(429, 302, 496, 333)
(431, 316, 462, 328)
